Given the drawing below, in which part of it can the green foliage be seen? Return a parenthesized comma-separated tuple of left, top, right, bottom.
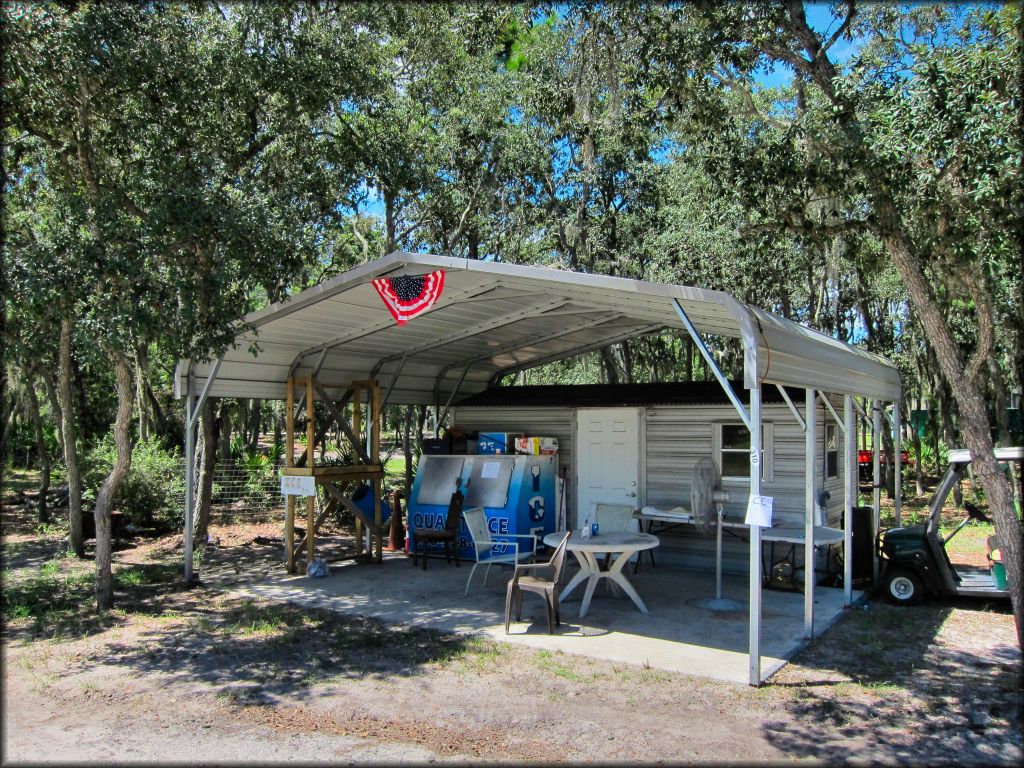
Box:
(84, 436, 184, 529)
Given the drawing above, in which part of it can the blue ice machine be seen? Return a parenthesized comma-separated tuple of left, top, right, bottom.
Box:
(407, 454, 559, 561)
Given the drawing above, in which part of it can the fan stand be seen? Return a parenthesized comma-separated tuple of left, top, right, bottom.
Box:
(694, 491, 743, 612)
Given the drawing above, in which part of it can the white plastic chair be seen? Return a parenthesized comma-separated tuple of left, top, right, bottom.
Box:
(593, 503, 637, 592)
(593, 502, 635, 533)
(463, 506, 538, 596)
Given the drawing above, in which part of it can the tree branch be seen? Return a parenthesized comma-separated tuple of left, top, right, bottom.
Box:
(961, 269, 996, 385)
(821, 2, 857, 55)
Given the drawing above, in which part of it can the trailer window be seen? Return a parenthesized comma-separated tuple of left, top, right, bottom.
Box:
(714, 423, 773, 481)
(825, 424, 839, 478)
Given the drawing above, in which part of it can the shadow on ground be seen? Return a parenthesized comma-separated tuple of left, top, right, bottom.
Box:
(762, 595, 1021, 765)
(87, 596, 484, 706)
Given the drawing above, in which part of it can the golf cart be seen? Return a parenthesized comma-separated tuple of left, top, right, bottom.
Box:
(878, 446, 1022, 605)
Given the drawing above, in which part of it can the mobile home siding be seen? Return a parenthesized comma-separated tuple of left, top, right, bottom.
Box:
(451, 397, 849, 576)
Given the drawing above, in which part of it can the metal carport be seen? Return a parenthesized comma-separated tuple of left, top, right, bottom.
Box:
(176, 251, 903, 685)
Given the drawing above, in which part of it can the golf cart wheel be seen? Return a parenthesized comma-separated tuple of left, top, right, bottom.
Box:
(883, 568, 924, 606)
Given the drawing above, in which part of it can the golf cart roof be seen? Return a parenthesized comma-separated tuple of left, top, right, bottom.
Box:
(947, 447, 1024, 464)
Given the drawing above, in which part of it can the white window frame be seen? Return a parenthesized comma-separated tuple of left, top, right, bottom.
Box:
(712, 421, 774, 482)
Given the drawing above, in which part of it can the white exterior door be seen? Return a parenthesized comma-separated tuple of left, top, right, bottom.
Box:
(575, 408, 641, 526)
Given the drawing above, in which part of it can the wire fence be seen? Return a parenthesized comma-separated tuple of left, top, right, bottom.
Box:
(160, 461, 287, 526)
(170, 459, 404, 529)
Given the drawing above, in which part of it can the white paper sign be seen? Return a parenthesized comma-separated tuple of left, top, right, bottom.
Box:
(480, 461, 501, 479)
(744, 494, 773, 527)
(280, 473, 317, 497)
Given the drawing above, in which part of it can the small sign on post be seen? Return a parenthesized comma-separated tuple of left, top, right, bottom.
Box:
(745, 494, 774, 527)
(280, 473, 317, 497)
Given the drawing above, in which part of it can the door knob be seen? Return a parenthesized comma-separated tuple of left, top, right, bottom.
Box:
(627, 491, 637, 497)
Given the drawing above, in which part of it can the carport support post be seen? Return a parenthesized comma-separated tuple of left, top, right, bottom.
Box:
(893, 399, 902, 526)
(306, 376, 315, 567)
(804, 388, 816, 638)
(844, 395, 855, 606)
(183, 391, 196, 583)
(748, 385, 763, 686)
(872, 400, 882, 585)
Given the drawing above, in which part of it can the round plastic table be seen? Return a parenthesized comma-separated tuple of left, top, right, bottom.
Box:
(543, 530, 660, 618)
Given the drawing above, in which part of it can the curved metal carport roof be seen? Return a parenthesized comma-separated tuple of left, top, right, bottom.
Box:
(174, 251, 905, 688)
(175, 251, 901, 404)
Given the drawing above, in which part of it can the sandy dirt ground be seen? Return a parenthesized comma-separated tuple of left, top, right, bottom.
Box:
(2, 517, 1021, 765)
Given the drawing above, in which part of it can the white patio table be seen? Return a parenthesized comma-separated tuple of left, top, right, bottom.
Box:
(543, 530, 660, 618)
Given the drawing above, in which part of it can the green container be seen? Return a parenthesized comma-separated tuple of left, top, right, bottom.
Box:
(992, 563, 1008, 591)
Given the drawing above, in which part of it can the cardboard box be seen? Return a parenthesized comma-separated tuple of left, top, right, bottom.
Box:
(514, 436, 558, 455)
(515, 437, 540, 455)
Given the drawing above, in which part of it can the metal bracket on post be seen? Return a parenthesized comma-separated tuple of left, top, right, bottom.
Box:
(673, 300, 751, 429)
(819, 393, 845, 433)
(777, 384, 805, 432)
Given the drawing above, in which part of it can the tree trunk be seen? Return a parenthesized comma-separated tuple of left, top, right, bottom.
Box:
(273, 406, 283, 461)
(879, 200, 1024, 649)
(58, 318, 84, 556)
(24, 372, 50, 524)
(384, 189, 397, 254)
(93, 352, 134, 611)
(599, 347, 620, 384)
(403, 406, 414, 541)
(218, 400, 233, 460)
(248, 398, 261, 451)
(194, 398, 218, 545)
(135, 343, 150, 442)
(912, 393, 925, 497)
(42, 373, 63, 448)
(2, 397, 17, 466)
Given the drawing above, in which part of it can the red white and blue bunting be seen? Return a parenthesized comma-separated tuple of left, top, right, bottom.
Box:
(371, 270, 446, 326)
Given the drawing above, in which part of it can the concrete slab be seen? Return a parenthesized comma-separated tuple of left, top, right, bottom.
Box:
(231, 551, 860, 686)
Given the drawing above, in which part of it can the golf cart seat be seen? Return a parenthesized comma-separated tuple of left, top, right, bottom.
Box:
(986, 535, 1002, 563)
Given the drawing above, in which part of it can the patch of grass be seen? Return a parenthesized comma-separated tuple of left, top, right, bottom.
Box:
(1, 467, 42, 493)
(633, 668, 672, 685)
(384, 457, 406, 475)
(2, 569, 101, 636)
(858, 680, 903, 695)
(215, 688, 244, 704)
(35, 521, 69, 539)
(450, 637, 506, 673)
(2, 556, 182, 638)
(533, 649, 593, 683)
(114, 563, 180, 588)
